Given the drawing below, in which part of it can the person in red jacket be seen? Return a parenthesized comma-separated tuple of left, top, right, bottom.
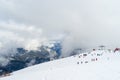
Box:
(114, 48, 120, 53)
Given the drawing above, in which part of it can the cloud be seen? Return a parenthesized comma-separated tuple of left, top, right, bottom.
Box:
(0, 21, 47, 54)
(0, 0, 120, 57)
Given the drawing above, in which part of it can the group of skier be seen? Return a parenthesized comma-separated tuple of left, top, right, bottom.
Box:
(77, 50, 102, 65)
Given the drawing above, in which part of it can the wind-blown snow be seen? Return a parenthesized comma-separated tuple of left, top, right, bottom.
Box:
(0, 50, 120, 80)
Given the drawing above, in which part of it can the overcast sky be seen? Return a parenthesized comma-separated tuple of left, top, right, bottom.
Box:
(0, 0, 120, 56)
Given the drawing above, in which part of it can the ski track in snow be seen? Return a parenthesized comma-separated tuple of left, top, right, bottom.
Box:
(1, 50, 120, 80)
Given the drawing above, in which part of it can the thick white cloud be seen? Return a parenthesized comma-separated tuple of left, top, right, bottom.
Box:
(0, 21, 47, 54)
(0, 0, 120, 56)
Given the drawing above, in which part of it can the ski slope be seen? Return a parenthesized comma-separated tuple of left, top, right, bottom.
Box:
(1, 50, 120, 80)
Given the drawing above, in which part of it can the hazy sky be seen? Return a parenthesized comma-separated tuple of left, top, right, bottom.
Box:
(0, 0, 120, 56)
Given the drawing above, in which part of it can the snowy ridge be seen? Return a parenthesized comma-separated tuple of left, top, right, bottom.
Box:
(1, 50, 120, 80)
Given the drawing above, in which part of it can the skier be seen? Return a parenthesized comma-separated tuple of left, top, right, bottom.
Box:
(96, 58, 98, 61)
(81, 61, 83, 64)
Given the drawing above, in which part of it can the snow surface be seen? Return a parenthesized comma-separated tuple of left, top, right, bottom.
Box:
(1, 50, 120, 80)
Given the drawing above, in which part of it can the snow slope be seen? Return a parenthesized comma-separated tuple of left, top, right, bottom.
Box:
(1, 50, 120, 80)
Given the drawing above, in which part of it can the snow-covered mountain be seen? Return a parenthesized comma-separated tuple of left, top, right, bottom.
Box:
(0, 40, 62, 75)
(0, 50, 120, 80)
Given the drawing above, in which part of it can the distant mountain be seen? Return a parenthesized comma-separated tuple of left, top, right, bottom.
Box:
(0, 40, 62, 75)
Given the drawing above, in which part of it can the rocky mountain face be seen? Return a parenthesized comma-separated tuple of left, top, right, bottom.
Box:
(0, 41, 62, 75)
